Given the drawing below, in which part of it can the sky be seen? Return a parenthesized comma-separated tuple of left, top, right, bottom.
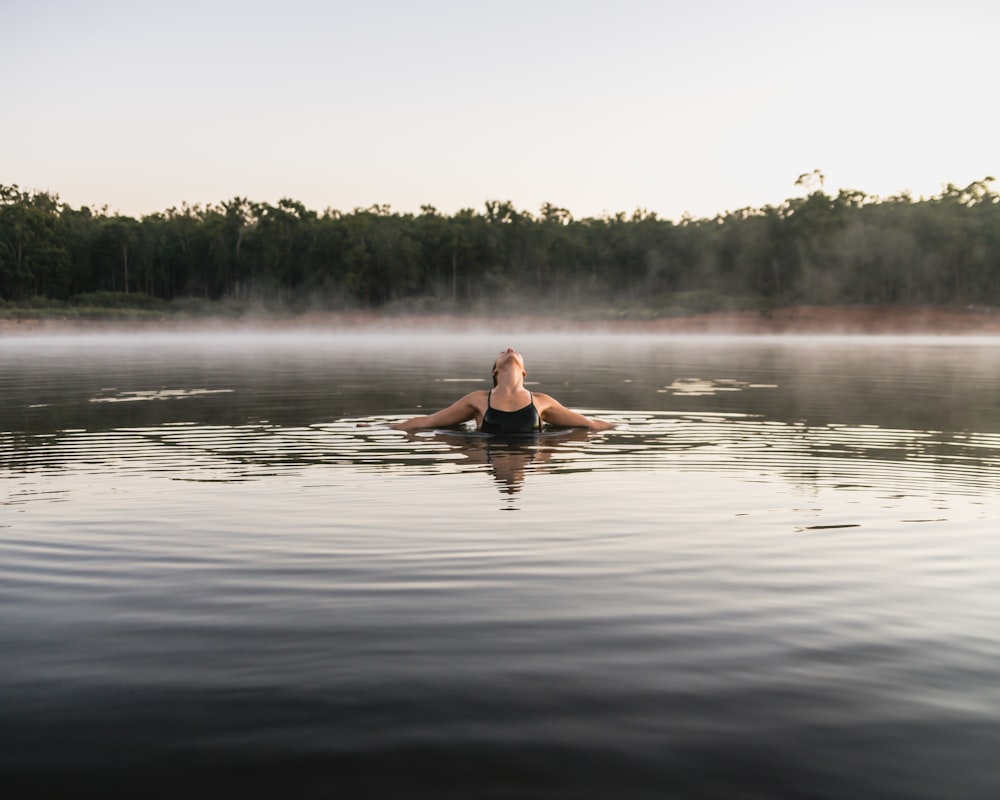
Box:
(3, 0, 998, 221)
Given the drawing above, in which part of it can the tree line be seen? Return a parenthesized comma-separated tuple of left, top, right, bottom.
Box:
(1, 175, 998, 314)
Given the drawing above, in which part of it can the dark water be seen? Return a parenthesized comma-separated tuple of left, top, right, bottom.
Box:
(2, 330, 1000, 798)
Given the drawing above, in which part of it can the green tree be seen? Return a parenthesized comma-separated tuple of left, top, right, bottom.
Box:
(0, 186, 71, 300)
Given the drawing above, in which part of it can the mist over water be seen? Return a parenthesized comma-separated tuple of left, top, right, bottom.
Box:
(3, 329, 1000, 798)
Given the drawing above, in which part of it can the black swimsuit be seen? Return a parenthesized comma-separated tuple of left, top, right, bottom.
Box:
(480, 391, 542, 434)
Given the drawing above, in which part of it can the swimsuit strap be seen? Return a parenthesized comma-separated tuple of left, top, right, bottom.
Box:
(489, 389, 533, 410)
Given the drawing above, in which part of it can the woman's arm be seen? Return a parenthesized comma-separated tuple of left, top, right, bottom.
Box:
(389, 392, 484, 431)
(533, 393, 615, 431)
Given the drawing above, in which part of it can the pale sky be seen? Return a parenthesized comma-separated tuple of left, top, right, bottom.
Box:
(4, 0, 997, 220)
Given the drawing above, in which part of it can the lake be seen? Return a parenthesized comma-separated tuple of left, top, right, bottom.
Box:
(2, 328, 1000, 798)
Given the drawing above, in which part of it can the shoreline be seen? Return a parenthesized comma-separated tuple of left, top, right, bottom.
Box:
(2, 304, 1000, 337)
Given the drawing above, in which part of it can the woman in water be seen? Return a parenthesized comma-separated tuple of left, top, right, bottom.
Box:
(390, 347, 615, 433)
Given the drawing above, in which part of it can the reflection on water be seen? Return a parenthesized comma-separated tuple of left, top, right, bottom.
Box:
(5, 409, 1000, 509)
(2, 331, 1000, 798)
(412, 429, 595, 506)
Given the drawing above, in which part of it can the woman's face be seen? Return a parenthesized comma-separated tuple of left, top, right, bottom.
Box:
(494, 347, 525, 372)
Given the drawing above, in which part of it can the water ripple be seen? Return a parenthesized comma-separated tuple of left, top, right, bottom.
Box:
(4, 411, 999, 505)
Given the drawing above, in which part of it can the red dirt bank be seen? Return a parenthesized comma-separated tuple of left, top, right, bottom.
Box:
(2, 305, 999, 336)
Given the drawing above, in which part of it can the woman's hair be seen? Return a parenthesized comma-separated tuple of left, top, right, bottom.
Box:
(491, 361, 498, 387)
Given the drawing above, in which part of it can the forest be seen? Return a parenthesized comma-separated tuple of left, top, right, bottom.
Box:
(1, 174, 998, 318)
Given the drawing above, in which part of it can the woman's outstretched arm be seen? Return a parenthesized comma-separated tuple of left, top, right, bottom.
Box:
(389, 392, 484, 431)
(533, 393, 615, 431)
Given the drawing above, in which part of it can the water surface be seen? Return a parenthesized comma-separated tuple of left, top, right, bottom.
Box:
(2, 330, 1000, 798)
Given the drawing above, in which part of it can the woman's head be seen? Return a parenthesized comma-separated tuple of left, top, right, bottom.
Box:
(492, 347, 525, 386)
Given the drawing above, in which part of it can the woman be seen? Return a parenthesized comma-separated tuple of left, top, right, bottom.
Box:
(390, 347, 615, 433)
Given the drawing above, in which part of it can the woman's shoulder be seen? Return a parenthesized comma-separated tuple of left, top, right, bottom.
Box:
(529, 391, 561, 410)
(460, 389, 490, 404)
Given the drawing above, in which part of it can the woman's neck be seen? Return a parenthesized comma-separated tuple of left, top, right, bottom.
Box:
(493, 368, 525, 393)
